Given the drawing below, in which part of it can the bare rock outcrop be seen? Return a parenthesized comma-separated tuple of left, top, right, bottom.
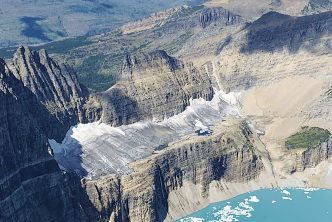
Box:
(0, 58, 87, 222)
(292, 138, 332, 172)
(100, 50, 214, 126)
(242, 11, 332, 53)
(7, 46, 102, 139)
(199, 7, 242, 28)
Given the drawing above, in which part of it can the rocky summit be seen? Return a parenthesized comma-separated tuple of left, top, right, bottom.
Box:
(0, 1, 332, 222)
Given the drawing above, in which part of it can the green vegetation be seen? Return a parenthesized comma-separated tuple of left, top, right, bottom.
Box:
(41, 36, 91, 54)
(0, 36, 90, 59)
(285, 126, 331, 150)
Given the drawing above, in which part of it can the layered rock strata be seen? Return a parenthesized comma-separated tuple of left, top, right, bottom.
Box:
(292, 138, 332, 172)
(100, 50, 214, 126)
(7, 46, 102, 139)
(0, 58, 87, 222)
(81, 120, 264, 222)
(199, 7, 242, 28)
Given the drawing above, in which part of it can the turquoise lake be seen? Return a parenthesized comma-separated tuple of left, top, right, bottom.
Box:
(176, 188, 332, 222)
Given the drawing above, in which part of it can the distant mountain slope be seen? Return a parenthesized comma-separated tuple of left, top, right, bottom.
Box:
(303, 0, 332, 14)
(1, 3, 331, 92)
(0, 5, 242, 91)
(205, 0, 332, 18)
(0, 0, 204, 47)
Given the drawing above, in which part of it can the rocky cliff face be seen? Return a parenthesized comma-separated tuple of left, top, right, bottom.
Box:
(100, 50, 214, 126)
(292, 138, 332, 172)
(7, 46, 101, 139)
(80, 120, 263, 222)
(242, 11, 332, 53)
(199, 7, 242, 28)
(0, 57, 88, 222)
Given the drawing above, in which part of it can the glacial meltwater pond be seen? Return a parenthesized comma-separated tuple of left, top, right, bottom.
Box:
(177, 188, 332, 222)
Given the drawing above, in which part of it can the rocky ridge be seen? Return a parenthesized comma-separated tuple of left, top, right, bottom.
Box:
(0, 56, 87, 222)
(100, 50, 214, 126)
(121, 6, 187, 35)
(7, 46, 102, 139)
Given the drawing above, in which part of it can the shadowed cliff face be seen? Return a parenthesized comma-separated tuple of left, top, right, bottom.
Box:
(0, 58, 91, 222)
(0, 58, 58, 177)
(7, 46, 102, 140)
(242, 11, 332, 53)
(199, 7, 242, 28)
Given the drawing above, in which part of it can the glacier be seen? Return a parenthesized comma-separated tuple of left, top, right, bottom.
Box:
(49, 90, 241, 179)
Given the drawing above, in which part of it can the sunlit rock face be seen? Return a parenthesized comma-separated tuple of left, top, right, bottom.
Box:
(98, 50, 215, 127)
(50, 90, 242, 178)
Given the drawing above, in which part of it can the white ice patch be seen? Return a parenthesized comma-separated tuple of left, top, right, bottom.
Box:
(49, 90, 241, 178)
(272, 200, 277, 203)
(302, 188, 320, 192)
(282, 197, 292, 200)
(212, 196, 258, 222)
(281, 190, 291, 195)
(296, 187, 320, 192)
(180, 217, 204, 222)
(248, 196, 260, 203)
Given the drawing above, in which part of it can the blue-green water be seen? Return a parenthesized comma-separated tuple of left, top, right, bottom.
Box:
(177, 188, 332, 222)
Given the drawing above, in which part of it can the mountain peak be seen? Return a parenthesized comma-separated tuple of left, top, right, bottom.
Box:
(120, 50, 182, 80)
(250, 11, 292, 29)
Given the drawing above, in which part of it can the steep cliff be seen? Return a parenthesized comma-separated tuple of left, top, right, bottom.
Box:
(7, 46, 102, 139)
(100, 50, 214, 126)
(291, 138, 332, 172)
(199, 7, 242, 28)
(81, 120, 264, 222)
(0, 58, 87, 222)
(242, 11, 332, 53)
